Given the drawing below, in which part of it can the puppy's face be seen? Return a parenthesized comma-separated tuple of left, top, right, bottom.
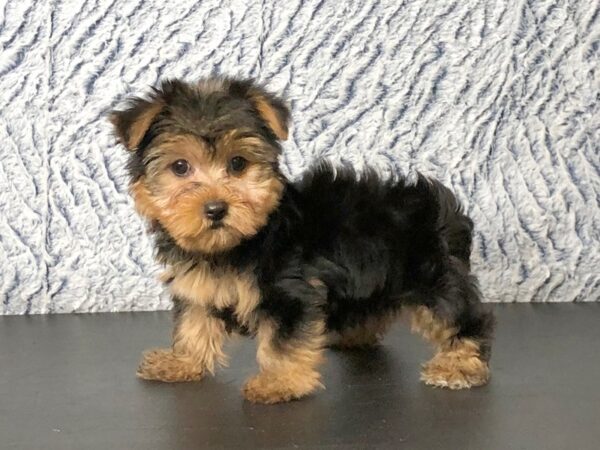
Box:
(110, 78, 289, 254)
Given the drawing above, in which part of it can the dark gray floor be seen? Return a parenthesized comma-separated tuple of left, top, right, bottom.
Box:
(1, 304, 599, 449)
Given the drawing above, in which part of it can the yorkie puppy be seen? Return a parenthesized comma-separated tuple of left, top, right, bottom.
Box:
(110, 77, 494, 404)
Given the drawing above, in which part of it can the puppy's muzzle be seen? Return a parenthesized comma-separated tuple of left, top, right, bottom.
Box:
(204, 200, 228, 222)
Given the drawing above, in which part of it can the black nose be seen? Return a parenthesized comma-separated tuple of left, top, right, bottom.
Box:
(204, 200, 228, 221)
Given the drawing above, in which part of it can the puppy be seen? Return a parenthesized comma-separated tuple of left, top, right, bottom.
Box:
(110, 77, 494, 404)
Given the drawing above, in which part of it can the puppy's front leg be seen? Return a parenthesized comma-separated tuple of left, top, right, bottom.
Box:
(243, 317, 326, 404)
(241, 278, 327, 404)
(137, 301, 228, 382)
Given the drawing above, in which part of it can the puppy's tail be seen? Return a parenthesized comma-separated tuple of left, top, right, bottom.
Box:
(427, 178, 474, 267)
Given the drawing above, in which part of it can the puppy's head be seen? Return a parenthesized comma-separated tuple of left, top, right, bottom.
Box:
(110, 78, 289, 254)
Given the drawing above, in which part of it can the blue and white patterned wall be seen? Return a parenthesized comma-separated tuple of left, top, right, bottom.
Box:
(1, 0, 598, 313)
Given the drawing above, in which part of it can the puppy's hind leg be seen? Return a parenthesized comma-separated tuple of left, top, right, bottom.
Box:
(410, 259, 494, 389)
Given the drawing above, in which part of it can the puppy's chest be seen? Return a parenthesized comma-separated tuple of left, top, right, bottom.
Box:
(165, 262, 260, 325)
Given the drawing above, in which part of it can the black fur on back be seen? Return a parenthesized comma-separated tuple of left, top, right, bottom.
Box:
(157, 162, 494, 358)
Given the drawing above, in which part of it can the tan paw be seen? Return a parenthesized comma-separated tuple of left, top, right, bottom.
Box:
(421, 350, 490, 389)
(242, 371, 322, 404)
(136, 348, 203, 382)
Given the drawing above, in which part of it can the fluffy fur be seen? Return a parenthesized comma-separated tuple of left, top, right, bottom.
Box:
(2, 1, 598, 314)
(110, 77, 494, 404)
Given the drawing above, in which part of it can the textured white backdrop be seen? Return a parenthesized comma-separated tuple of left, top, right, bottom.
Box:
(1, 0, 598, 313)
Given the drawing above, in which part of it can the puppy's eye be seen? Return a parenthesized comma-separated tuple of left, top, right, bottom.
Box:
(229, 156, 247, 173)
(171, 159, 191, 176)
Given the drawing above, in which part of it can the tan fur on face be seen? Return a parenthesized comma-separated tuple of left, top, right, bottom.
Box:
(243, 321, 326, 404)
(409, 306, 489, 389)
(131, 133, 284, 254)
(130, 178, 159, 218)
(137, 304, 228, 382)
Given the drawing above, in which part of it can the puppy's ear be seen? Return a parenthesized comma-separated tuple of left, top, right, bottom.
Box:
(109, 91, 164, 151)
(229, 80, 290, 141)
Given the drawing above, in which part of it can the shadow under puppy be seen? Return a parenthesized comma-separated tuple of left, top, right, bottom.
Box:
(110, 78, 494, 404)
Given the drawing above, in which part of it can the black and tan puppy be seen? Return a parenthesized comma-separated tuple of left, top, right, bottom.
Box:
(110, 78, 494, 404)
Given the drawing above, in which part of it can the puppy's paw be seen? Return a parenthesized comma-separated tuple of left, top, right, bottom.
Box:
(137, 348, 203, 382)
(421, 350, 489, 389)
(242, 371, 322, 404)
